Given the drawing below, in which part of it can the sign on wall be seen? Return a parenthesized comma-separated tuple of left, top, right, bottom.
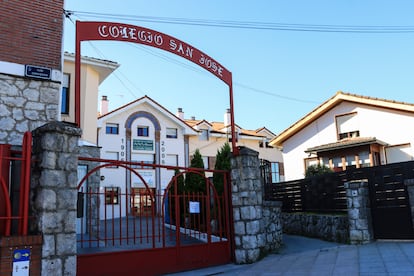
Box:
(12, 249, 30, 276)
(133, 139, 153, 151)
(25, 65, 51, 80)
(189, 201, 200, 214)
(132, 170, 154, 187)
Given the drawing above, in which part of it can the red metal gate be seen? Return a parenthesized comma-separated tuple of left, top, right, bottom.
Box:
(0, 132, 32, 236)
(76, 157, 233, 276)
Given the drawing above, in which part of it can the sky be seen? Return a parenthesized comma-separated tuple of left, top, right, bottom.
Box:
(63, 1, 414, 135)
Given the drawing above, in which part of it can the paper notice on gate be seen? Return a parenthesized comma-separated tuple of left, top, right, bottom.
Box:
(189, 201, 200, 214)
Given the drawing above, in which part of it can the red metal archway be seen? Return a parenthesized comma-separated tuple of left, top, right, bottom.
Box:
(75, 21, 238, 155)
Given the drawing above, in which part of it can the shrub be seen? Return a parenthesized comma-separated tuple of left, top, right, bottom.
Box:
(305, 164, 333, 178)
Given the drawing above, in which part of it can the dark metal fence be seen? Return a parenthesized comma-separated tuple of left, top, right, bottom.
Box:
(264, 173, 347, 213)
(263, 160, 414, 213)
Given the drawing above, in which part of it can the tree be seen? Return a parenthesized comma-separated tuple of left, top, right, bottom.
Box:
(174, 169, 185, 194)
(213, 142, 231, 195)
(185, 149, 206, 193)
(167, 169, 185, 225)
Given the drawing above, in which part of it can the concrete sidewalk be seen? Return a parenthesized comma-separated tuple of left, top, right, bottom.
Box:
(166, 235, 414, 275)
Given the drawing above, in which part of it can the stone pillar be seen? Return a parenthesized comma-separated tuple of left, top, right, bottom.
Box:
(31, 121, 81, 276)
(344, 179, 374, 244)
(404, 178, 414, 229)
(231, 146, 282, 264)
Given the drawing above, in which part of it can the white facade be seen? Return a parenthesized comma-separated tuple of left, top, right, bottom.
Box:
(97, 96, 197, 218)
(271, 92, 414, 181)
(184, 111, 284, 181)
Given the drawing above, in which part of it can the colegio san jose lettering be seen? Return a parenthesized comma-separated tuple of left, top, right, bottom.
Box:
(198, 54, 224, 77)
(97, 24, 224, 78)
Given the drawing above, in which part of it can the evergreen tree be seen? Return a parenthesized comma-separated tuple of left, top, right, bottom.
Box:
(168, 169, 185, 225)
(174, 169, 185, 194)
(213, 143, 231, 195)
(185, 149, 206, 193)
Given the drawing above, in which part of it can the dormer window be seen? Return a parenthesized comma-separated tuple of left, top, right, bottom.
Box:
(336, 112, 360, 140)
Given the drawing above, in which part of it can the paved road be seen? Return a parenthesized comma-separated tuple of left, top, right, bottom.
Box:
(167, 235, 414, 275)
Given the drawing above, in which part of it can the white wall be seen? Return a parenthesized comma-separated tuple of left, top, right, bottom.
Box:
(282, 102, 414, 180)
(97, 100, 192, 218)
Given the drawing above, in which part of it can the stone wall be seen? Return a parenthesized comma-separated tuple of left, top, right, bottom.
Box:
(0, 75, 60, 145)
(262, 201, 283, 252)
(282, 213, 349, 243)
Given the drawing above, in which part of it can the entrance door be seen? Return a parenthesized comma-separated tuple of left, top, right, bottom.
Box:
(131, 188, 155, 216)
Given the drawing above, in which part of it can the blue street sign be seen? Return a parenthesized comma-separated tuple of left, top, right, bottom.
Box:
(13, 249, 30, 262)
(25, 65, 51, 80)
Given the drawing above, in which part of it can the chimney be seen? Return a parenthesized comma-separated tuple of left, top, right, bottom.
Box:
(224, 108, 231, 126)
(100, 95, 109, 115)
(191, 116, 196, 120)
(177, 108, 184, 119)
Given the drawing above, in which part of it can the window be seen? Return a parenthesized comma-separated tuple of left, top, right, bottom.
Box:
(166, 154, 179, 166)
(106, 151, 119, 168)
(304, 157, 319, 172)
(137, 126, 149, 137)
(336, 112, 359, 140)
(271, 162, 280, 183)
(199, 129, 209, 141)
(105, 187, 119, 205)
(166, 128, 177, 139)
(332, 157, 343, 172)
(339, 131, 360, 140)
(345, 155, 356, 169)
(106, 123, 119, 134)
(359, 151, 370, 168)
(270, 162, 285, 183)
(61, 73, 70, 114)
